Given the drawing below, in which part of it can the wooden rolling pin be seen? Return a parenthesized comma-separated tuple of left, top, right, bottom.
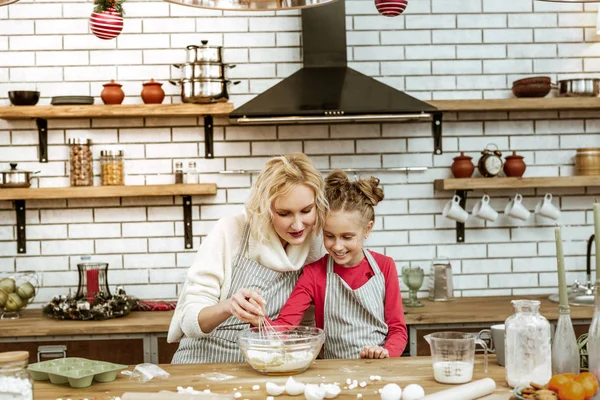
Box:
(420, 378, 497, 400)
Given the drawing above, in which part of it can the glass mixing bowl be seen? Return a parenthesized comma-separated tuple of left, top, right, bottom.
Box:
(238, 325, 324, 376)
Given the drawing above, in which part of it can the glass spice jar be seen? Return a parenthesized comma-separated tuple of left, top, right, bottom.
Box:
(68, 138, 93, 187)
(100, 150, 125, 186)
(0, 351, 33, 400)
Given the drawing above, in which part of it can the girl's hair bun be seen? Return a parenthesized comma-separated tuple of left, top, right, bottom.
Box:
(356, 176, 384, 206)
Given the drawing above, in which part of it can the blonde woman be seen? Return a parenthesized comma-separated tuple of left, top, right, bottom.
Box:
(168, 153, 327, 364)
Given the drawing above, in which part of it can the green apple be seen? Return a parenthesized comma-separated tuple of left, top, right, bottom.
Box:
(5, 293, 24, 311)
(0, 289, 7, 308)
(0, 278, 15, 294)
(16, 282, 35, 300)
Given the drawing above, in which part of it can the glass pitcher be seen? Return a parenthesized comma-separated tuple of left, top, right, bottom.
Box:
(505, 300, 552, 388)
(424, 332, 488, 384)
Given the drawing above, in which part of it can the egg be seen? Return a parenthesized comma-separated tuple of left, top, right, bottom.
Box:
(380, 383, 402, 400)
(305, 384, 327, 400)
(402, 384, 424, 400)
(320, 383, 341, 398)
(266, 382, 285, 396)
(286, 376, 306, 396)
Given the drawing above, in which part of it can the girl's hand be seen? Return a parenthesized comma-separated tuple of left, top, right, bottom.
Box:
(228, 288, 265, 324)
(360, 345, 389, 359)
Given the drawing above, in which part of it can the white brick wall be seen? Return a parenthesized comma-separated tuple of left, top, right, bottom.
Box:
(1, 0, 599, 302)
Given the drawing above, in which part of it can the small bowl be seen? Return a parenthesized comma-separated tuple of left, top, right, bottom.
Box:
(238, 325, 324, 376)
(512, 83, 551, 98)
(8, 91, 40, 106)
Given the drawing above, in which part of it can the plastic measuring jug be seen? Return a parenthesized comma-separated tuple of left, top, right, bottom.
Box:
(424, 332, 488, 384)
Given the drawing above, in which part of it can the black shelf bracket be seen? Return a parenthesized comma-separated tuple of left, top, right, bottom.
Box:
(182, 195, 193, 249)
(456, 190, 467, 243)
(432, 112, 443, 155)
(204, 115, 214, 159)
(15, 200, 26, 254)
(36, 118, 48, 163)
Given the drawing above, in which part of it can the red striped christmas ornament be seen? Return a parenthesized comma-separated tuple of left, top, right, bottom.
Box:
(89, 8, 123, 40)
(375, 0, 408, 17)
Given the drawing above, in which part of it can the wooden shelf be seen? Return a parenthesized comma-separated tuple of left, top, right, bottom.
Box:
(3, 184, 217, 253)
(0, 103, 234, 120)
(0, 184, 217, 201)
(429, 97, 600, 112)
(435, 176, 600, 191)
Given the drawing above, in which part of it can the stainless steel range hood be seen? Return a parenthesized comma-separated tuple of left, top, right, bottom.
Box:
(164, 0, 338, 11)
(229, 0, 443, 153)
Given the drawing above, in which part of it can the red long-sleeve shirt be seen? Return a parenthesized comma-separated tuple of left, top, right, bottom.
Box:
(271, 251, 408, 357)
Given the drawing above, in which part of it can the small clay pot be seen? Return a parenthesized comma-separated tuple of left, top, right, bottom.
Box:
(451, 152, 475, 179)
(504, 151, 527, 177)
(141, 78, 165, 104)
(101, 80, 125, 105)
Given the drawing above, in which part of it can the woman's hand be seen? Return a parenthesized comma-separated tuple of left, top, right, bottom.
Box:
(228, 288, 265, 324)
(360, 345, 389, 359)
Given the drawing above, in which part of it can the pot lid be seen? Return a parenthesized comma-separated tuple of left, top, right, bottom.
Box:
(103, 79, 122, 87)
(143, 78, 162, 87)
(453, 152, 472, 160)
(187, 40, 222, 50)
(165, 0, 338, 11)
(2, 163, 32, 174)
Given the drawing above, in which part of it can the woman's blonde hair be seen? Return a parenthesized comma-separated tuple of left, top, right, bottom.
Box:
(246, 153, 327, 243)
(325, 170, 384, 224)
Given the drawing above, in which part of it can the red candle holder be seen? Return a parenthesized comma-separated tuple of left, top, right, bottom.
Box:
(76, 262, 111, 303)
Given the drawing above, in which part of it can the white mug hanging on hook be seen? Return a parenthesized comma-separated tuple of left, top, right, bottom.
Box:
(535, 193, 561, 220)
(472, 194, 498, 222)
(443, 195, 469, 223)
(505, 193, 531, 221)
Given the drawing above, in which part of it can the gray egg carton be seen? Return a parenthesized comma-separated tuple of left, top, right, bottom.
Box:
(27, 357, 127, 388)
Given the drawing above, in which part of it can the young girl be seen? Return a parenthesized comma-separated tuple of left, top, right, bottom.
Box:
(248, 170, 408, 359)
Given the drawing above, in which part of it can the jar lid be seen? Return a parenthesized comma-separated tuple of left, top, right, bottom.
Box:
(68, 138, 92, 145)
(103, 79, 122, 87)
(0, 351, 29, 363)
(100, 150, 124, 157)
(453, 152, 472, 160)
(143, 78, 162, 87)
(505, 151, 524, 159)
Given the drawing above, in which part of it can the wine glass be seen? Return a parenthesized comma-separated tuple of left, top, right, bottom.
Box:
(402, 266, 424, 308)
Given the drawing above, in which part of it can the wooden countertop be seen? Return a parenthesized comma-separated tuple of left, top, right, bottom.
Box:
(33, 356, 511, 400)
(3, 295, 593, 338)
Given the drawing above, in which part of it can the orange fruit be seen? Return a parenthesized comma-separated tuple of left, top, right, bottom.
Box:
(558, 380, 586, 400)
(549, 374, 574, 393)
(575, 372, 599, 400)
(563, 373, 578, 380)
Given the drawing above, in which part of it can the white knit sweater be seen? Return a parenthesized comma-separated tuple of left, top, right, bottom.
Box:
(167, 210, 325, 343)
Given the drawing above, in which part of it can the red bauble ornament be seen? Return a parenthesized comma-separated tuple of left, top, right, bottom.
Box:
(89, 8, 123, 40)
(375, 0, 408, 17)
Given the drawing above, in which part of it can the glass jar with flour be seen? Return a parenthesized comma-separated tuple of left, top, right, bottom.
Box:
(505, 300, 552, 388)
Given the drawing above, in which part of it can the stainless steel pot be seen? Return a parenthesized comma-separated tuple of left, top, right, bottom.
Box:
(185, 40, 223, 63)
(0, 163, 39, 188)
(557, 78, 600, 97)
(173, 63, 236, 80)
(169, 78, 240, 104)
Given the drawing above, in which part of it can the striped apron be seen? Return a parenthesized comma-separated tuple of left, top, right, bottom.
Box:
(323, 249, 388, 359)
(172, 225, 301, 364)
